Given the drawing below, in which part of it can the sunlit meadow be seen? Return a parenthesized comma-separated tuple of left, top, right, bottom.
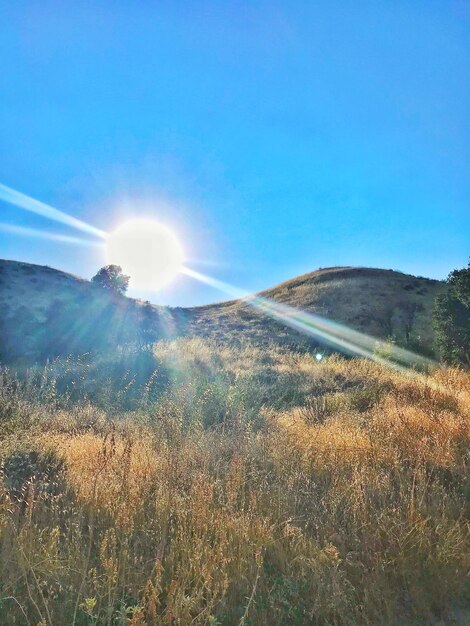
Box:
(0, 339, 468, 625)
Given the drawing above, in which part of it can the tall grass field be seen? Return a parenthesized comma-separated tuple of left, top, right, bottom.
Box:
(0, 339, 469, 625)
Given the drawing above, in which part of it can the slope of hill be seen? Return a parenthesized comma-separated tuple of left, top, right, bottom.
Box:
(188, 266, 446, 354)
(0, 259, 179, 362)
(0, 259, 446, 362)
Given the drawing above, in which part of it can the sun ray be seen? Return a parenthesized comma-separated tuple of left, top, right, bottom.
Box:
(0, 182, 107, 239)
(184, 257, 237, 269)
(0, 222, 105, 247)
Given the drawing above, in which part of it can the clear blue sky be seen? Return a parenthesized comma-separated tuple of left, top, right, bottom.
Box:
(1, 1, 469, 306)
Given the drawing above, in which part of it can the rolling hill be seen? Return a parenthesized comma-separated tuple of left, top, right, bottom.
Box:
(0, 259, 175, 362)
(0, 259, 446, 363)
(188, 266, 446, 353)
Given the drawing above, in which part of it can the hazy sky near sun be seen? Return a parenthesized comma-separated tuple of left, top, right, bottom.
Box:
(0, 1, 469, 306)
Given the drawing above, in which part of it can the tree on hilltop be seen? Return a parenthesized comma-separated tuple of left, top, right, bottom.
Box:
(92, 265, 130, 295)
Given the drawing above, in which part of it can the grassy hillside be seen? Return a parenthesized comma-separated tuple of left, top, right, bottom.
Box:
(0, 260, 447, 362)
(0, 260, 181, 363)
(188, 266, 446, 354)
(0, 340, 468, 624)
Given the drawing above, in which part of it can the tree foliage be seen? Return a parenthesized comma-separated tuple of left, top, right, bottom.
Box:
(433, 260, 470, 365)
(91, 265, 130, 295)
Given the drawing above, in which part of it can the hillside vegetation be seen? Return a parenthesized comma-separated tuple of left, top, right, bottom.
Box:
(0, 339, 469, 624)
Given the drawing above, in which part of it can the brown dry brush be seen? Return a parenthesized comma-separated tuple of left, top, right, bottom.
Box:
(0, 340, 469, 625)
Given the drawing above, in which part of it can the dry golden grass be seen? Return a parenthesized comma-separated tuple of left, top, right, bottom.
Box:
(0, 340, 469, 624)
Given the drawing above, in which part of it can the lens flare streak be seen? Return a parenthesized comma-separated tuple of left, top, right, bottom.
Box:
(0, 223, 105, 247)
(0, 182, 107, 239)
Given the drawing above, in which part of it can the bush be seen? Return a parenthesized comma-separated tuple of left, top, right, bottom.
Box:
(433, 260, 470, 365)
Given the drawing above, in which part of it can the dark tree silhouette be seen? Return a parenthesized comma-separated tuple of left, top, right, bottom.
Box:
(433, 260, 470, 365)
(91, 265, 130, 295)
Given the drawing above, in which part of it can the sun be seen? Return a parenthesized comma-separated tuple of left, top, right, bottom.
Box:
(106, 218, 184, 290)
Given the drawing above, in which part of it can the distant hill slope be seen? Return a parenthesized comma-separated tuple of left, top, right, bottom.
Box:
(0, 260, 446, 363)
(0, 259, 180, 362)
(188, 266, 447, 354)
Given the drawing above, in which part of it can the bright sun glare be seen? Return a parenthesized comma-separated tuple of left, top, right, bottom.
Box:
(106, 218, 184, 290)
